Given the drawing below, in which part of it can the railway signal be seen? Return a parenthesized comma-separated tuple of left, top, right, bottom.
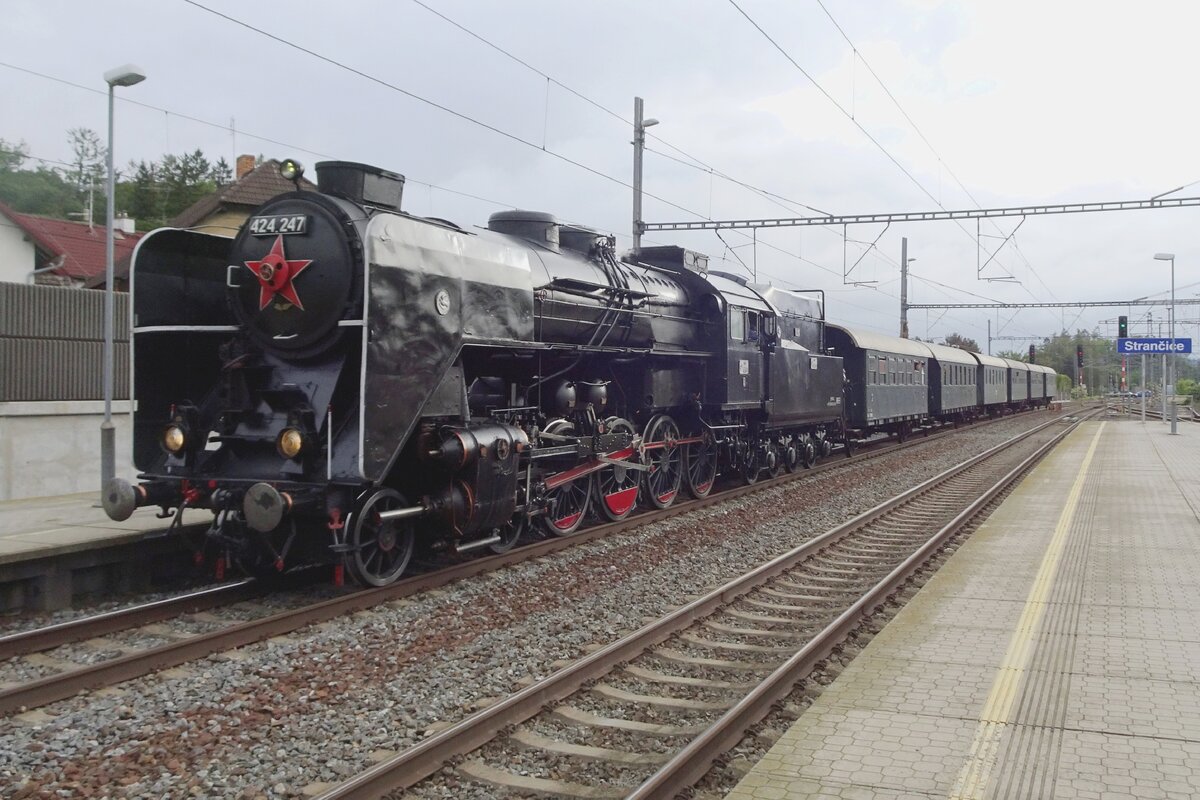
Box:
(1028, 344, 1036, 363)
(1118, 315, 1128, 338)
(1076, 344, 1085, 367)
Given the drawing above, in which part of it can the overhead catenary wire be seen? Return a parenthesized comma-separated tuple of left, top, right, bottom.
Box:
(178, 0, 904, 303)
(815, 0, 1064, 321)
(738, 0, 1062, 330)
(5, 12, 997, 339)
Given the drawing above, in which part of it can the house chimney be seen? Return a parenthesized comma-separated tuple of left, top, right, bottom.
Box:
(236, 154, 256, 180)
(114, 214, 136, 235)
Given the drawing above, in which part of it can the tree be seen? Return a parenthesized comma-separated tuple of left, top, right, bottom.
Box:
(66, 128, 104, 226)
(0, 165, 76, 217)
(994, 350, 1028, 362)
(0, 138, 28, 172)
(943, 333, 982, 353)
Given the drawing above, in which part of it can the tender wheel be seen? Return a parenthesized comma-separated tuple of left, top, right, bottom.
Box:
(593, 418, 639, 521)
(642, 414, 682, 509)
(683, 431, 718, 498)
(739, 439, 762, 485)
(766, 440, 784, 479)
(489, 513, 526, 554)
(801, 436, 818, 469)
(346, 488, 415, 587)
(782, 436, 800, 473)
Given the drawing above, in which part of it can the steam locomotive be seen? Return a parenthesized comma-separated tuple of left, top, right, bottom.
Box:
(103, 161, 850, 586)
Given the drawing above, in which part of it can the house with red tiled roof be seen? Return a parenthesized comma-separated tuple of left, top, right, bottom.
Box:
(169, 154, 317, 235)
(0, 200, 143, 289)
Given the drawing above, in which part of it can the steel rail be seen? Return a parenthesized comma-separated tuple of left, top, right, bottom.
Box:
(0, 409, 1045, 717)
(0, 579, 262, 659)
(313, 412, 1080, 800)
(628, 413, 1091, 799)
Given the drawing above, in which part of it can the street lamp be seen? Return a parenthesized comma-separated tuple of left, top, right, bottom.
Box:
(101, 64, 146, 499)
(1154, 252, 1177, 434)
(631, 96, 658, 255)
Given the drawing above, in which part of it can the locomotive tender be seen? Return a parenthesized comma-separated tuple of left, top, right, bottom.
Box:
(102, 160, 1055, 587)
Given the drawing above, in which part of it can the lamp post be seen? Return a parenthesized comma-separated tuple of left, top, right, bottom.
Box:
(631, 96, 658, 256)
(101, 64, 146, 499)
(1154, 252, 1177, 434)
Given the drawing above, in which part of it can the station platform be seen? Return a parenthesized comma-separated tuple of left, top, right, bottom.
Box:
(0, 491, 208, 612)
(727, 417, 1200, 799)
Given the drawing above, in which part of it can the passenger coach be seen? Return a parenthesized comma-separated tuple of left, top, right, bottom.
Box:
(1001, 357, 1032, 407)
(826, 324, 930, 441)
(973, 352, 1009, 414)
(925, 342, 977, 423)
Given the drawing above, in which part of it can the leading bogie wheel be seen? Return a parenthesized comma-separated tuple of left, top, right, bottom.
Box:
(489, 512, 527, 554)
(593, 418, 640, 521)
(346, 488, 415, 587)
(642, 414, 682, 509)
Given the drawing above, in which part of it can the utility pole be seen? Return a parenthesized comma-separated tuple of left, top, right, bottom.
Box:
(899, 237, 909, 338)
(987, 319, 991, 355)
(631, 97, 658, 256)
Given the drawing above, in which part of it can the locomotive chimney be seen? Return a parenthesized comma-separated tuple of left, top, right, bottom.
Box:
(315, 161, 404, 212)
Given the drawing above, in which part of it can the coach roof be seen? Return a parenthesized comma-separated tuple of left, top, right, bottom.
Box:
(826, 323, 934, 359)
(924, 341, 977, 366)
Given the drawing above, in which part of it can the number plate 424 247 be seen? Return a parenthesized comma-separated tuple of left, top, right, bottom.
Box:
(248, 214, 308, 236)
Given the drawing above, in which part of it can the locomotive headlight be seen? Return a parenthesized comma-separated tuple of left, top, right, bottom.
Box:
(277, 428, 304, 459)
(279, 158, 304, 182)
(162, 425, 187, 454)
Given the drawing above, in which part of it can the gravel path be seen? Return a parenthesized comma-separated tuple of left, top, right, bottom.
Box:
(0, 414, 1064, 799)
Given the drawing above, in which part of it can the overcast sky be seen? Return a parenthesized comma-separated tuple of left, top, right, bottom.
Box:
(3, 0, 1199, 351)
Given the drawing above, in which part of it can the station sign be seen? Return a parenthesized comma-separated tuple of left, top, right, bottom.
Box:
(1117, 338, 1192, 354)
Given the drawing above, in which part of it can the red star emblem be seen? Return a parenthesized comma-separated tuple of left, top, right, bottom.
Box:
(243, 235, 313, 310)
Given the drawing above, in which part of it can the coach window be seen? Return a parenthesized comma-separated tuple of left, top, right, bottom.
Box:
(730, 309, 745, 342)
(748, 313, 760, 342)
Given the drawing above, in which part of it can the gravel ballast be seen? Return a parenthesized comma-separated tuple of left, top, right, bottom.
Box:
(0, 414, 1066, 798)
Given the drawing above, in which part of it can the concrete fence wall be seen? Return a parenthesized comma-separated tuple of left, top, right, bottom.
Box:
(0, 401, 137, 501)
(0, 282, 129, 402)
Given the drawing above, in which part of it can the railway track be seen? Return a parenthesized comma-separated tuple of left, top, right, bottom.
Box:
(313, 411, 1090, 799)
(0, 409, 1056, 718)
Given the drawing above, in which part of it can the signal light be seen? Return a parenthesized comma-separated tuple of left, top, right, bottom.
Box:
(1118, 315, 1128, 338)
(1076, 345, 1085, 368)
(1029, 344, 1036, 364)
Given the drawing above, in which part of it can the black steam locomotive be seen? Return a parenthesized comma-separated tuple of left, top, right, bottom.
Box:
(103, 161, 848, 586)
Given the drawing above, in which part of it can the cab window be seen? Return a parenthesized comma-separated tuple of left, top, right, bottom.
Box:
(730, 309, 745, 342)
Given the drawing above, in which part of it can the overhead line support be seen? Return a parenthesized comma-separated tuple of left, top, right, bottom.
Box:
(643, 196, 1200, 232)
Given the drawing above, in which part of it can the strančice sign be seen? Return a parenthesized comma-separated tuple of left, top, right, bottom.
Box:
(1117, 338, 1193, 354)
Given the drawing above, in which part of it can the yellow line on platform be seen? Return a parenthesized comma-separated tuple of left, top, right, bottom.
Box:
(948, 422, 1105, 800)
